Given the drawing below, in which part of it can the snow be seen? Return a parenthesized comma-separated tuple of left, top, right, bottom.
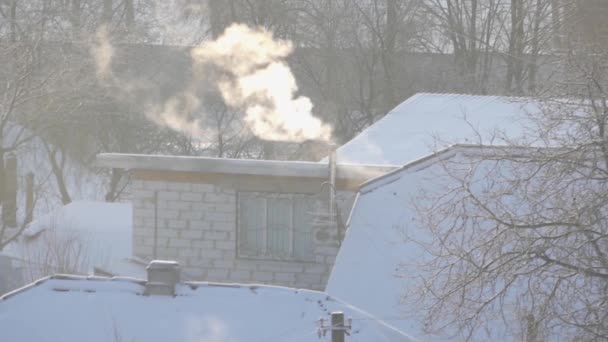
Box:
(326, 146, 515, 340)
(0, 276, 415, 342)
(336, 93, 538, 165)
(5, 201, 135, 280)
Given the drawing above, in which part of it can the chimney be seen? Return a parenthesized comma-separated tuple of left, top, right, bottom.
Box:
(144, 260, 180, 296)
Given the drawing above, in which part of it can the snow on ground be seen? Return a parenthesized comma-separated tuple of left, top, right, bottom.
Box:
(4, 201, 137, 282)
(335, 93, 537, 165)
(0, 276, 415, 342)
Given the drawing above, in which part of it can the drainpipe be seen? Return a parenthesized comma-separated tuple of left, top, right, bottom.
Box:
(153, 190, 158, 259)
(328, 144, 338, 235)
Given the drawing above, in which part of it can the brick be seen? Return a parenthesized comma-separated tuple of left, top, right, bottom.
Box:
(207, 212, 234, 222)
(168, 201, 191, 210)
(158, 191, 180, 200)
(180, 192, 203, 202)
(207, 268, 229, 280)
(214, 240, 235, 250)
(143, 236, 168, 246)
(192, 183, 215, 193)
(134, 209, 154, 218)
(178, 248, 199, 258)
(205, 231, 230, 240)
(252, 271, 273, 282)
(258, 263, 284, 272)
(212, 260, 235, 268)
(187, 220, 209, 230)
(168, 219, 187, 229)
(315, 246, 339, 256)
(133, 189, 154, 199)
(180, 230, 204, 239)
(158, 209, 179, 219)
(295, 273, 321, 284)
(142, 181, 166, 191)
(205, 193, 232, 203)
(274, 272, 296, 283)
(168, 182, 191, 191)
(200, 249, 223, 259)
(191, 203, 215, 212)
(214, 203, 235, 213)
(192, 240, 213, 249)
(158, 228, 178, 238)
(228, 270, 251, 281)
(168, 238, 191, 248)
(303, 264, 327, 274)
(209, 221, 232, 231)
(279, 264, 305, 273)
(181, 211, 204, 220)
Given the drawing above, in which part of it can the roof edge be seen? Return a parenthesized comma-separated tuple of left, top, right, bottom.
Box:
(96, 153, 398, 181)
(359, 144, 551, 192)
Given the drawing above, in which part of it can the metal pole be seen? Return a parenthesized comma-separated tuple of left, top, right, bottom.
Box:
(331, 311, 345, 342)
(328, 145, 338, 238)
(153, 190, 158, 259)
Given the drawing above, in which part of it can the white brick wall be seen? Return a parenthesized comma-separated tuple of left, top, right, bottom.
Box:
(131, 178, 355, 290)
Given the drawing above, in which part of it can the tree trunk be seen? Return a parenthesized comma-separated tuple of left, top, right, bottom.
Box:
(9, 0, 17, 42)
(382, 0, 398, 112)
(125, 0, 134, 28)
(71, 0, 81, 39)
(102, 0, 112, 24)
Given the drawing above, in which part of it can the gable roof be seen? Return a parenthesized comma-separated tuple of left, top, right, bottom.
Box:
(335, 93, 539, 165)
(0, 275, 415, 342)
(327, 144, 548, 340)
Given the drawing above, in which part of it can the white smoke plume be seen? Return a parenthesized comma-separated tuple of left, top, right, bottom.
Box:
(89, 23, 332, 144)
(90, 26, 114, 80)
(191, 24, 332, 142)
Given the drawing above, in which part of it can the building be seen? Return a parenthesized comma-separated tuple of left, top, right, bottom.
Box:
(97, 154, 396, 290)
(327, 144, 535, 340)
(334, 93, 538, 165)
(0, 260, 414, 342)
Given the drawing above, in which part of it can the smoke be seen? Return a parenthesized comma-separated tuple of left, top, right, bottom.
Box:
(191, 24, 332, 142)
(89, 26, 114, 80)
(89, 23, 332, 144)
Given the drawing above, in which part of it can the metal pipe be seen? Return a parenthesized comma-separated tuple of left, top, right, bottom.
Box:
(153, 190, 158, 260)
(328, 144, 338, 227)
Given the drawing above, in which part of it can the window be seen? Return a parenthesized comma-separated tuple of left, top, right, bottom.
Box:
(237, 192, 316, 261)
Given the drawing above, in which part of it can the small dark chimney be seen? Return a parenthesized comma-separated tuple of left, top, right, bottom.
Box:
(144, 260, 180, 296)
(2, 153, 17, 227)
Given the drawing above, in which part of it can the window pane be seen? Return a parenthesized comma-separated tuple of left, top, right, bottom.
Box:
(238, 194, 266, 257)
(267, 197, 291, 258)
(293, 196, 314, 260)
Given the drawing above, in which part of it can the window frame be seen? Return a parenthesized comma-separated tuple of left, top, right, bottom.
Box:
(236, 191, 316, 262)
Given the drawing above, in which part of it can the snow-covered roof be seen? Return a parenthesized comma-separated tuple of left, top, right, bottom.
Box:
(326, 145, 527, 340)
(97, 153, 398, 183)
(336, 93, 537, 165)
(4, 201, 137, 278)
(0, 275, 415, 342)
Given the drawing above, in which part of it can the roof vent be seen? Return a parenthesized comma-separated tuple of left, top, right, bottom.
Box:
(144, 260, 180, 296)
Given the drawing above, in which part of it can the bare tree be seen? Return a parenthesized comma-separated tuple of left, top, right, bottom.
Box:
(410, 13, 608, 340)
